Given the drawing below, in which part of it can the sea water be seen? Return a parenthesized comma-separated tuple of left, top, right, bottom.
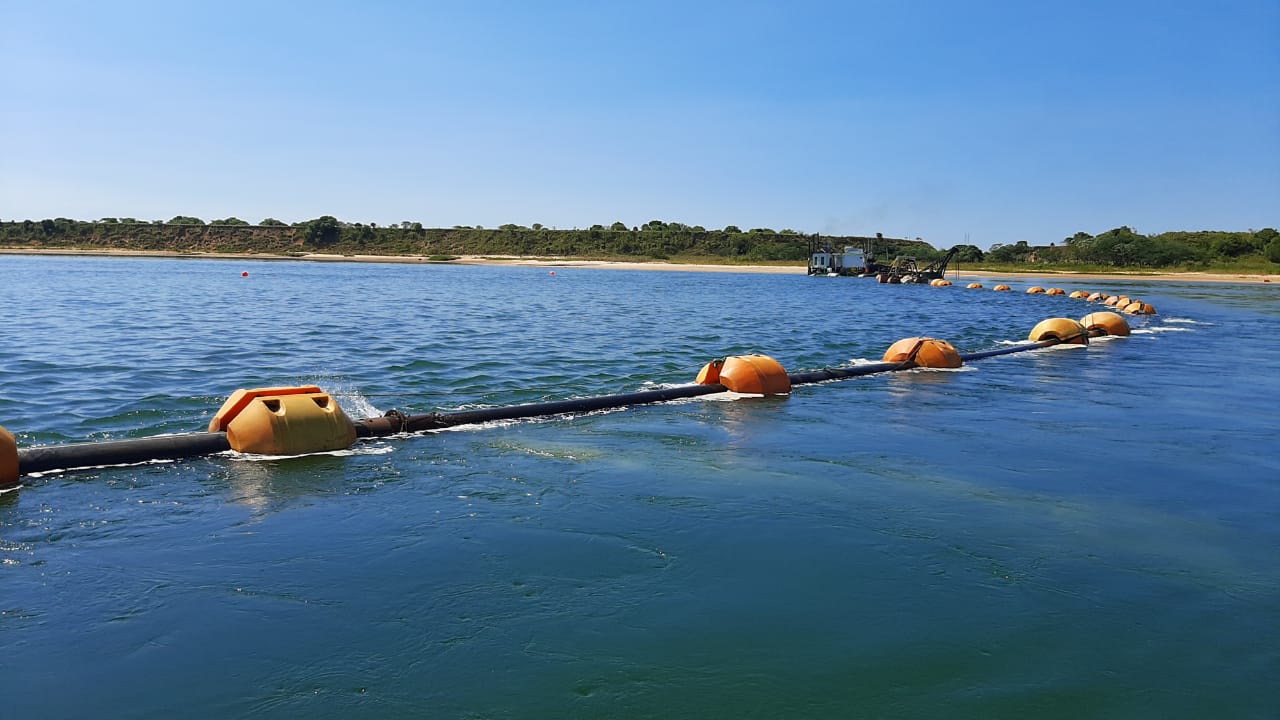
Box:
(1, 255, 1278, 718)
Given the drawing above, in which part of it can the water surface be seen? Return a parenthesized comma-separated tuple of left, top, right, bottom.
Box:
(2, 256, 1278, 718)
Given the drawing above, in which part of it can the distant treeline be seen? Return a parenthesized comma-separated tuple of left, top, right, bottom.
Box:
(0, 216, 934, 263)
(985, 227, 1280, 268)
(2, 217, 1275, 269)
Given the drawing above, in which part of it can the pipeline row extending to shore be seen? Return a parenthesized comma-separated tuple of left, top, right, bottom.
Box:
(2, 279, 1149, 490)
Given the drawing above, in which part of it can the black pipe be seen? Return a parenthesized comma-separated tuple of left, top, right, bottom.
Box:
(788, 361, 906, 385)
(356, 383, 727, 437)
(960, 339, 1058, 362)
(18, 432, 231, 475)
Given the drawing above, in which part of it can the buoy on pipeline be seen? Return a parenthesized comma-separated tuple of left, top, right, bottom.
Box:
(930, 278, 952, 287)
(695, 358, 723, 384)
(1080, 311, 1131, 337)
(1, 425, 18, 490)
(1028, 318, 1089, 344)
(1105, 295, 1131, 308)
(1069, 290, 1090, 299)
(208, 386, 357, 455)
(1046, 288, 1065, 296)
(1123, 301, 1157, 315)
(1026, 286, 1045, 294)
(1087, 292, 1107, 302)
(883, 337, 963, 369)
(967, 282, 984, 289)
(993, 284, 1011, 292)
(698, 355, 790, 395)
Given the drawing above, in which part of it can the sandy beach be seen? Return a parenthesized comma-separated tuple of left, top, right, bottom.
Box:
(3, 246, 1277, 284)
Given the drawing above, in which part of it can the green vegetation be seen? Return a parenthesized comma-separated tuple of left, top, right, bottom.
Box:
(0, 216, 930, 264)
(980, 227, 1279, 272)
(0, 217, 1274, 271)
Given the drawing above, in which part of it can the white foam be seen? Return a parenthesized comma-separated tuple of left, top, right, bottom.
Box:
(227, 444, 396, 462)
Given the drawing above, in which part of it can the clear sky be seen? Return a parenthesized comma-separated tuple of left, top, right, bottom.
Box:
(2, 1, 1277, 249)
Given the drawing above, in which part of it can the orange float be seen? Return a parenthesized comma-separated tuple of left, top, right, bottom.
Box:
(993, 284, 1011, 292)
(966, 282, 984, 289)
(1080, 311, 1131, 337)
(1123, 301, 1158, 315)
(1028, 318, 1089, 344)
(715, 355, 791, 395)
(1, 425, 17, 490)
(882, 337, 963, 369)
(1026, 286, 1045, 294)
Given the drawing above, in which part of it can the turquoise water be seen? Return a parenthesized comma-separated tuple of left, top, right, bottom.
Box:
(2, 256, 1278, 719)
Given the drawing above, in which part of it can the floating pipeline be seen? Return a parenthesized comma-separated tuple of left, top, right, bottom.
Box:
(0, 313, 1135, 488)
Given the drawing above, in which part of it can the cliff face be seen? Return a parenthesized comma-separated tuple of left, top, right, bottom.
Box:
(0, 222, 306, 253)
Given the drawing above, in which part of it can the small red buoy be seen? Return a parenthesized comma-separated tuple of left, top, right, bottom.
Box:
(549, 271, 555, 276)
(241, 271, 249, 277)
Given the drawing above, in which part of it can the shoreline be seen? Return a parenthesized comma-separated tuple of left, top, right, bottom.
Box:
(2, 246, 1276, 284)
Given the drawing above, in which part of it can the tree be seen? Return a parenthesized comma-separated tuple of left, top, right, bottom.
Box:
(168, 216, 205, 225)
(724, 225, 742, 233)
(609, 222, 628, 231)
(1266, 238, 1280, 264)
(260, 218, 287, 226)
(212, 217, 249, 225)
(302, 215, 342, 246)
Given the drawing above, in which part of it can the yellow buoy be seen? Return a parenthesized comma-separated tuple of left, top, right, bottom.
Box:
(882, 337, 963, 369)
(210, 386, 357, 455)
(717, 355, 791, 395)
(967, 282, 984, 289)
(1028, 318, 1089, 344)
(1087, 292, 1107, 302)
(993, 284, 1011, 292)
(1026, 286, 1045, 294)
(1069, 290, 1089, 299)
(1, 425, 18, 490)
(1080, 311, 1131, 337)
(1046, 288, 1066, 296)
(935, 279, 952, 287)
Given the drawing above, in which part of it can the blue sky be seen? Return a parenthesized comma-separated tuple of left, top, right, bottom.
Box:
(2, 1, 1277, 249)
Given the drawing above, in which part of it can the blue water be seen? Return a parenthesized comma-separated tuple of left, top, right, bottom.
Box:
(2, 255, 1278, 719)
